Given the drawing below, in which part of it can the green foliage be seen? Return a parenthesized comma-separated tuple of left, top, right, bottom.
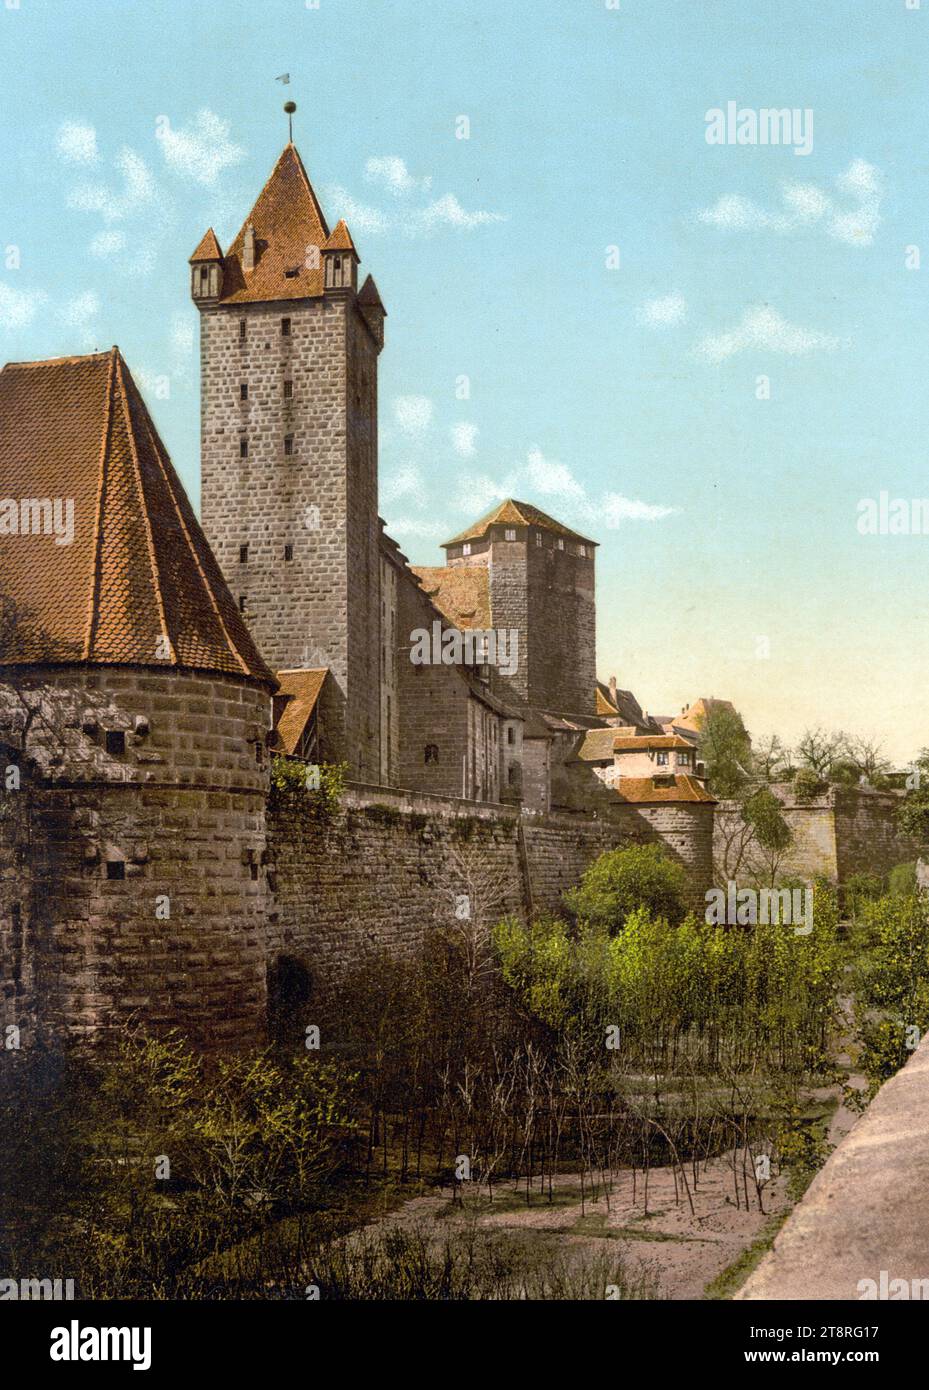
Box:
(844, 871, 884, 919)
(854, 893, 929, 1088)
(269, 756, 345, 821)
(697, 705, 753, 798)
(888, 861, 918, 897)
(564, 843, 687, 933)
(792, 767, 826, 802)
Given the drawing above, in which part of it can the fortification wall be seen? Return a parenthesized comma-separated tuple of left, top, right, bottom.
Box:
(267, 784, 716, 1009)
(713, 783, 918, 888)
(0, 666, 272, 1049)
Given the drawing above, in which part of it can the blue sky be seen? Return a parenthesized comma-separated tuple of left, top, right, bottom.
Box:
(1, 0, 927, 760)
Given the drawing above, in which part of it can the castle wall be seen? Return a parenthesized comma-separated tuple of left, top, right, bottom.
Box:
(713, 783, 919, 888)
(266, 784, 716, 1009)
(0, 666, 272, 1048)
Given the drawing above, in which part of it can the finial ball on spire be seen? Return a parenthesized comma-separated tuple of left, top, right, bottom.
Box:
(284, 101, 297, 114)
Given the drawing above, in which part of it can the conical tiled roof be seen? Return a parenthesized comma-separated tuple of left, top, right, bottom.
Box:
(218, 143, 331, 304)
(443, 499, 596, 548)
(0, 347, 274, 683)
(322, 219, 357, 254)
(189, 227, 223, 263)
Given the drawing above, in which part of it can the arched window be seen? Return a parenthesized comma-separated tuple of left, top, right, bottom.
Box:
(424, 743, 439, 765)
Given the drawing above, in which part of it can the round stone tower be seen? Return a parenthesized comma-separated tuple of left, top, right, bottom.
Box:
(0, 347, 276, 1049)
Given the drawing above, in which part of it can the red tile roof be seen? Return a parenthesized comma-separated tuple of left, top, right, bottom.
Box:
(274, 668, 327, 754)
(612, 775, 715, 805)
(410, 565, 491, 629)
(613, 734, 695, 751)
(189, 227, 223, 263)
(443, 499, 596, 548)
(0, 347, 274, 683)
(323, 220, 357, 253)
(218, 143, 331, 304)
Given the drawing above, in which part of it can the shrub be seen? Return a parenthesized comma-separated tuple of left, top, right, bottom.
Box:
(792, 767, 825, 802)
(564, 843, 687, 933)
(888, 861, 918, 897)
(269, 756, 345, 821)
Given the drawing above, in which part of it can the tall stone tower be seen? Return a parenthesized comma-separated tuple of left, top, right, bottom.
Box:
(191, 143, 387, 782)
(442, 500, 597, 717)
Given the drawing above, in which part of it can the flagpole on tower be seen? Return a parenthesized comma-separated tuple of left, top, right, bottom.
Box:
(276, 73, 295, 143)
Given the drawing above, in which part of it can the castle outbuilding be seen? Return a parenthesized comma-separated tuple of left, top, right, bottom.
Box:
(0, 348, 276, 1048)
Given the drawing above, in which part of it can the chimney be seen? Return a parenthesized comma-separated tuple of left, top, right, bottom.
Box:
(609, 675, 617, 704)
(243, 223, 256, 273)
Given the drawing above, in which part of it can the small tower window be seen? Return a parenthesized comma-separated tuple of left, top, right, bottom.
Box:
(424, 744, 440, 765)
(557, 538, 565, 551)
(462, 543, 471, 556)
(578, 544, 586, 557)
(284, 544, 293, 561)
(199, 266, 209, 285)
(240, 437, 248, 459)
(535, 532, 542, 547)
(281, 317, 291, 336)
(239, 544, 249, 564)
(504, 528, 516, 541)
(239, 319, 247, 341)
(283, 380, 293, 399)
(239, 595, 248, 613)
(284, 435, 294, 456)
(105, 860, 126, 881)
(105, 730, 126, 756)
(240, 383, 248, 401)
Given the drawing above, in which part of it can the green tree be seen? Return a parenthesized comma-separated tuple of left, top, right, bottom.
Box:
(697, 705, 753, 798)
(565, 843, 687, 932)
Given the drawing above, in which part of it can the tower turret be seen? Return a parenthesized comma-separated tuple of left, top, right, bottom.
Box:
(189, 227, 224, 304)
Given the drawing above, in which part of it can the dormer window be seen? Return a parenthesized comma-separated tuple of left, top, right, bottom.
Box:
(284, 267, 300, 279)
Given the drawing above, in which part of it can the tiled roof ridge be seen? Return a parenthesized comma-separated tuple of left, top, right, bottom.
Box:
(113, 352, 173, 663)
(84, 347, 118, 659)
(125, 363, 254, 680)
(3, 349, 114, 371)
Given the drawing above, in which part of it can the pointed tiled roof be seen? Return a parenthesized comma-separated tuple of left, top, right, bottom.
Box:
(443, 499, 596, 548)
(357, 275, 386, 311)
(218, 143, 330, 304)
(0, 347, 274, 683)
(322, 220, 357, 254)
(189, 227, 223, 263)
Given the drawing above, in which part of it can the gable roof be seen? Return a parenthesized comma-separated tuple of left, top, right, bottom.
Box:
(0, 347, 274, 683)
(189, 227, 223, 263)
(611, 774, 715, 805)
(443, 499, 596, 548)
(410, 565, 491, 629)
(218, 143, 331, 305)
(274, 668, 327, 754)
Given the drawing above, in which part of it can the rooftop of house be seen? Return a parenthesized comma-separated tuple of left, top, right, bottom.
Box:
(273, 668, 328, 755)
(613, 734, 695, 752)
(611, 774, 716, 805)
(675, 697, 737, 733)
(443, 499, 597, 549)
(410, 565, 491, 630)
(0, 347, 274, 684)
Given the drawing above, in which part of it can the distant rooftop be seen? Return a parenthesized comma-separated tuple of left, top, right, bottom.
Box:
(443, 499, 596, 549)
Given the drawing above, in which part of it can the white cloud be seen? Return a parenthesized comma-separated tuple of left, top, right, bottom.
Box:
(0, 282, 45, 330)
(451, 422, 478, 458)
(382, 464, 429, 507)
(61, 290, 99, 326)
(326, 162, 504, 238)
(638, 293, 687, 328)
(171, 312, 195, 358)
(324, 186, 392, 235)
(453, 471, 515, 515)
(697, 160, 883, 247)
(89, 229, 127, 258)
(383, 516, 451, 539)
(602, 494, 677, 525)
(68, 147, 156, 223)
(394, 395, 434, 436)
(365, 156, 431, 197)
(155, 109, 245, 186)
(412, 194, 504, 234)
(525, 446, 586, 502)
(695, 305, 841, 363)
(56, 121, 98, 166)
